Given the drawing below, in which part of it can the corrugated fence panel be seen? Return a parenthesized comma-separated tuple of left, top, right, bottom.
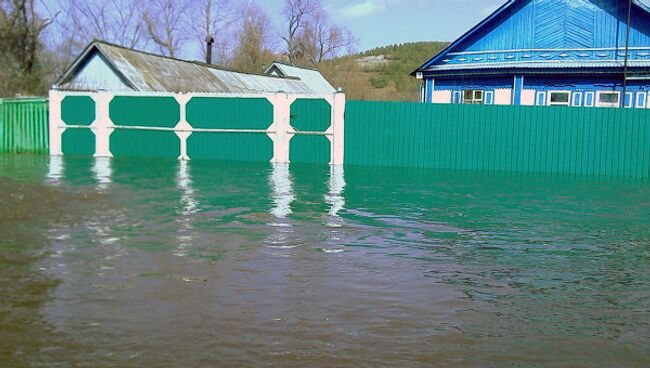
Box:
(187, 133, 272, 162)
(345, 101, 650, 178)
(187, 97, 273, 129)
(0, 98, 49, 154)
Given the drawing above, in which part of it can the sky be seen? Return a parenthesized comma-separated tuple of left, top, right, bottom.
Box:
(260, 0, 504, 51)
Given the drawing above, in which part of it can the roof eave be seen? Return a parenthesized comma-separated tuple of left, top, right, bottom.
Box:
(55, 40, 138, 91)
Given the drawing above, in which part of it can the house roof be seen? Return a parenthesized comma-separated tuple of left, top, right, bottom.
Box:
(265, 62, 336, 94)
(56, 41, 332, 94)
(412, 0, 650, 75)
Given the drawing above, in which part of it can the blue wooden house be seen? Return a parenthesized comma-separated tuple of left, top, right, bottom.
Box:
(413, 0, 650, 108)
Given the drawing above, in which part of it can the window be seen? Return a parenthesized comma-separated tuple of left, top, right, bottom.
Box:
(463, 90, 484, 104)
(596, 91, 620, 107)
(536, 91, 547, 106)
(549, 91, 571, 106)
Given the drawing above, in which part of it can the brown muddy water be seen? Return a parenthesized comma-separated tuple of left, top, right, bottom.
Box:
(0, 155, 649, 367)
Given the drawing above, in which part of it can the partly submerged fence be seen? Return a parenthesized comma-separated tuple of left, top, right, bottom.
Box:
(11, 93, 650, 178)
(0, 98, 49, 154)
(49, 91, 345, 165)
(345, 101, 650, 178)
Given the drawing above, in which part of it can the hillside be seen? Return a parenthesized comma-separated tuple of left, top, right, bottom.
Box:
(319, 41, 449, 101)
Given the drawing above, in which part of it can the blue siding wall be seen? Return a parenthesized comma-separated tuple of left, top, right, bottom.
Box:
(455, 0, 650, 53)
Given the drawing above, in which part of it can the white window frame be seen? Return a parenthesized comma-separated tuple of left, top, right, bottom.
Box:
(596, 91, 621, 108)
(536, 91, 547, 106)
(636, 92, 647, 109)
(463, 89, 484, 105)
(548, 91, 571, 106)
(584, 91, 595, 107)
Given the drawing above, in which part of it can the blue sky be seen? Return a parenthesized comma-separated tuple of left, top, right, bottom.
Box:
(259, 0, 504, 51)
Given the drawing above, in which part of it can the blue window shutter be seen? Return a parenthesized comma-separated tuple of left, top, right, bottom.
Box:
(585, 92, 595, 107)
(452, 91, 462, 104)
(485, 91, 494, 105)
(625, 92, 633, 108)
(636, 92, 647, 108)
(572, 92, 583, 107)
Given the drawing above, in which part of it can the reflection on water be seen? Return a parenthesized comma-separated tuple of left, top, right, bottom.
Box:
(1, 155, 650, 367)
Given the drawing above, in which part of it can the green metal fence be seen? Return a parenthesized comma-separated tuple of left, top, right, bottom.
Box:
(0, 98, 49, 154)
(345, 101, 650, 178)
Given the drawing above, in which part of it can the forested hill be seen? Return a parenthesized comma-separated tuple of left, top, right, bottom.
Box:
(320, 41, 449, 102)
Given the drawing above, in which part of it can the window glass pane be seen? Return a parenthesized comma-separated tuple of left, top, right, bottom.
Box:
(599, 93, 619, 103)
(550, 92, 569, 103)
(475, 91, 483, 99)
(464, 90, 473, 99)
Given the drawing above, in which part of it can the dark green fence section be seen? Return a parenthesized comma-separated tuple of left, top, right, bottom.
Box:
(290, 135, 331, 164)
(188, 133, 273, 162)
(111, 130, 180, 158)
(0, 98, 49, 154)
(345, 101, 650, 178)
(291, 99, 331, 132)
(187, 97, 273, 129)
(110, 96, 180, 128)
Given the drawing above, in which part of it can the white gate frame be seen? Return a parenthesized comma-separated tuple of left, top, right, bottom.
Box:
(49, 90, 346, 165)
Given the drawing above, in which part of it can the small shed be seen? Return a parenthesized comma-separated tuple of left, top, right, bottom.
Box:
(55, 40, 336, 95)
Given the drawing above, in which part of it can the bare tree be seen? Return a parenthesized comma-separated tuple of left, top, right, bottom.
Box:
(299, 9, 356, 64)
(281, 0, 318, 64)
(144, 0, 190, 58)
(56, 0, 145, 57)
(230, 3, 274, 73)
(190, 0, 240, 64)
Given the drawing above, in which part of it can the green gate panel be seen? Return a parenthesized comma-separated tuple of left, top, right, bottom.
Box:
(187, 133, 273, 162)
(61, 128, 95, 156)
(186, 97, 273, 129)
(110, 129, 180, 158)
(61, 96, 95, 126)
(110, 96, 180, 128)
(290, 135, 330, 164)
(290, 99, 331, 132)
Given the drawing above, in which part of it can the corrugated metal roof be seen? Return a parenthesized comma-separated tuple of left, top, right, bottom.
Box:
(265, 62, 336, 94)
(57, 41, 330, 94)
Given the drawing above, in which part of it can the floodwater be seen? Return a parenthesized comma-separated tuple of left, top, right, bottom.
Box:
(1, 155, 649, 368)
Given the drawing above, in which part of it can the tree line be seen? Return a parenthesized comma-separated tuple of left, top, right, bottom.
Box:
(0, 0, 356, 97)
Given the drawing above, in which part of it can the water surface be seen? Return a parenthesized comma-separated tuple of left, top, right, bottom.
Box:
(1, 155, 649, 367)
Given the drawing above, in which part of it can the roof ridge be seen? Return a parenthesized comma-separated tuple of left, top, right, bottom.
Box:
(271, 60, 322, 72)
(92, 40, 300, 80)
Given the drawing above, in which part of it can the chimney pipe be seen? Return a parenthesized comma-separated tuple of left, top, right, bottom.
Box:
(205, 35, 215, 64)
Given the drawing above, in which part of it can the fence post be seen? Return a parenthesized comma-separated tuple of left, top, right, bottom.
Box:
(174, 94, 192, 160)
(269, 92, 295, 164)
(93, 92, 113, 157)
(49, 90, 64, 156)
(330, 92, 346, 166)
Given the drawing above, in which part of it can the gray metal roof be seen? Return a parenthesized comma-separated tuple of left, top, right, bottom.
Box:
(56, 41, 331, 94)
(265, 62, 336, 94)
